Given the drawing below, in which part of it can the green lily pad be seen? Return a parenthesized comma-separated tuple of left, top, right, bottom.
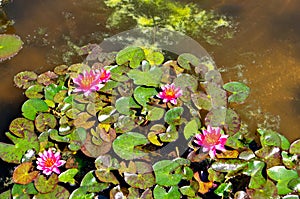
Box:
(164, 107, 184, 125)
(214, 182, 232, 197)
(95, 169, 119, 184)
(9, 117, 34, 137)
(205, 107, 226, 127)
(205, 70, 223, 85)
(179, 185, 196, 197)
(267, 166, 299, 195)
(25, 84, 44, 99)
(0, 190, 11, 199)
(68, 127, 87, 151)
(54, 64, 68, 75)
(80, 171, 110, 193)
(44, 84, 67, 101)
(205, 82, 227, 108)
(12, 162, 39, 185)
(37, 71, 58, 86)
(289, 139, 300, 154)
(243, 160, 266, 189)
(98, 106, 116, 122)
(134, 86, 158, 106)
(146, 107, 165, 121)
(69, 187, 95, 199)
(95, 155, 120, 170)
(153, 185, 181, 199)
(116, 46, 145, 68)
(35, 113, 57, 132)
(174, 74, 198, 92)
(255, 146, 282, 168)
(258, 129, 281, 148)
(115, 115, 136, 133)
(115, 97, 140, 115)
(183, 119, 200, 140)
(21, 98, 49, 120)
(288, 178, 300, 193)
(58, 168, 79, 185)
(113, 132, 149, 160)
(159, 124, 178, 142)
(148, 124, 165, 146)
(211, 159, 248, 179)
(0, 34, 23, 62)
(34, 185, 70, 199)
(177, 53, 200, 70)
(246, 180, 278, 199)
(128, 188, 153, 199)
(34, 174, 58, 193)
(12, 183, 38, 198)
(282, 151, 297, 169)
(223, 81, 250, 103)
(191, 92, 212, 111)
(124, 172, 155, 189)
(145, 50, 164, 66)
(127, 67, 163, 87)
(0, 130, 39, 163)
(14, 71, 38, 89)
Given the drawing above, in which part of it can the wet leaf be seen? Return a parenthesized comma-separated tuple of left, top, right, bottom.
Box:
(9, 117, 34, 137)
(211, 159, 248, 177)
(184, 119, 200, 140)
(44, 84, 67, 101)
(95, 169, 119, 184)
(113, 132, 148, 160)
(191, 92, 212, 111)
(98, 106, 116, 122)
(35, 113, 57, 132)
(115, 97, 140, 115)
(146, 107, 165, 121)
(25, 84, 44, 99)
(278, 133, 290, 150)
(116, 46, 145, 68)
(115, 115, 136, 133)
(58, 168, 79, 185)
(216, 150, 239, 159)
(0, 34, 23, 62)
(128, 67, 163, 87)
(177, 53, 200, 70)
(14, 71, 38, 89)
(124, 172, 155, 189)
(12, 183, 38, 198)
(246, 180, 279, 199)
(267, 166, 299, 195)
(258, 129, 281, 148)
(13, 162, 39, 185)
(282, 151, 297, 169)
(34, 185, 70, 199)
(128, 188, 153, 199)
(37, 71, 58, 86)
(0, 190, 11, 199)
(95, 155, 120, 170)
(164, 107, 184, 125)
(174, 74, 198, 92)
(21, 98, 49, 120)
(144, 49, 164, 66)
(205, 82, 227, 108)
(243, 160, 266, 189)
(153, 185, 180, 199)
(134, 86, 158, 106)
(34, 174, 58, 193)
(205, 70, 223, 85)
(255, 146, 282, 168)
(148, 124, 165, 146)
(69, 187, 95, 199)
(159, 124, 178, 142)
(0, 130, 39, 163)
(74, 112, 95, 129)
(214, 182, 232, 197)
(223, 81, 250, 103)
(80, 171, 110, 193)
(179, 185, 196, 197)
(288, 178, 300, 193)
(153, 159, 183, 186)
(289, 139, 300, 154)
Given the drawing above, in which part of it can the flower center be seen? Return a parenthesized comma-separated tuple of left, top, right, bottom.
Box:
(165, 89, 175, 98)
(44, 158, 55, 167)
(81, 76, 93, 88)
(205, 133, 220, 145)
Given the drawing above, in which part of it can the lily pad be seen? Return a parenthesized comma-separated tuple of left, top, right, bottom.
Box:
(59, 168, 79, 185)
(113, 132, 149, 160)
(145, 50, 164, 66)
(0, 34, 23, 62)
(134, 86, 158, 106)
(128, 188, 153, 199)
(37, 71, 58, 86)
(223, 81, 250, 103)
(34, 174, 58, 193)
(35, 113, 57, 132)
(12, 183, 38, 198)
(9, 117, 34, 137)
(21, 98, 49, 120)
(191, 92, 212, 111)
(205, 70, 223, 85)
(116, 46, 145, 68)
(25, 84, 44, 99)
(124, 172, 155, 189)
(115, 97, 140, 115)
(14, 71, 38, 89)
(164, 107, 184, 125)
(246, 180, 278, 199)
(12, 162, 39, 185)
(174, 74, 198, 92)
(34, 185, 70, 199)
(153, 185, 181, 199)
(255, 146, 282, 168)
(184, 119, 200, 140)
(80, 171, 110, 193)
(146, 107, 165, 121)
(243, 160, 266, 189)
(127, 67, 163, 87)
(177, 53, 200, 70)
(289, 139, 300, 154)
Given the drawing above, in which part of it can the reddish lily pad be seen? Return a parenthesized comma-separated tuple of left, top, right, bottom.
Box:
(9, 117, 34, 137)
(54, 64, 68, 75)
(174, 73, 198, 92)
(74, 112, 96, 129)
(0, 34, 23, 62)
(34, 174, 58, 193)
(81, 132, 112, 158)
(246, 180, 278, 198)
(14, 71, 38, 89)
(13, 162, 39, 185)
(35, 113, 57, 132)
(128, 188, 153, 199)
(34, 185, 70, 199)
(37, 71, 58, 86)
(255, 146, 282, 168)
(124, 172, 155, 189)
(205, 70, 223, 85)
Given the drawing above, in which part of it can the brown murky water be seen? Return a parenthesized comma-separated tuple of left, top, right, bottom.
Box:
(0, 0, 299, 143)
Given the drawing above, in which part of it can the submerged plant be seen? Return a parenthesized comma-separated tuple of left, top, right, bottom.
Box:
(0, 44, 298, 199)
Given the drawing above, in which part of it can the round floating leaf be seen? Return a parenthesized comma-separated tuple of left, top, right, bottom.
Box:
(184, 119, 199, 140)
(278, 134, 290, 150)
(98, 106, 116, 122)
(224, 108, 241, 134)
(115, 97, 139, 115)
(95, 169, 119, 184)
(21, 98, 49, 120)
(153, 160, 183, 186)
(267, 166, 299, 195)
(81, 132, 112, 158)
(80, 171, 110, 193)
(69, 187, 95, 199)
(148, 124, 165, 146)
(68, 127, 87, 151)
(127, 67, 163, 87)
(44, 84, 67, 101)
(58, 168, 79, 185)
(259, 129, 281, 148)
(205, 82, 227, 108)
(25, 84, 44, 99)
(243, 160, 266, 189)
(191, 92, 212, 111)
(146, 107, 165, 121)
(35, 113, 57, 132)
(14, 71, 38, 89)
(255, 146, 282, 168)
(0, 34, 23, 62)
(34, 174, 58, 194)
(180, 186, 196, 197)
(54, 64, 68, 75)
(164, 107, 184, 125)
(128, 188, 153, 199)
(12, 183, 38, 198)
(13, 162, 39, 185)
(177, 53, 200, 70)
(95, 155, 120, 170)
(37, 71, 58, 86)
(134, 86, 158, 106)
(246, 180, 278, 199)
(116, 46, 145, 68)
(34, 185, 70, 199)
(9, 117, 34, 137)
(174, 74, 198, 92)
(145, 50, 164, 66)
(205, 107, 226, 127)
(159, 124, 178, 142)
(74, 112, 95, 129)
(223, 81, 250, 103)
(113, 132, 148, 160)
(124, 172, 155, 189)
(289, 139, 300, 154)
(0, 190, 11, 199)
(211, 159, 248, 174)
(153, 185, 181, 199)
(205, 70, 223, 85)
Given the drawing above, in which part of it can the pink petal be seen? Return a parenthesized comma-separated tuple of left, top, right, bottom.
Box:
(209, 150, 216, 159)
(52, 167, 61, 174)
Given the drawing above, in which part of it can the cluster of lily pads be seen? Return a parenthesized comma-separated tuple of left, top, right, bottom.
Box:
(0, 45, 299, 199)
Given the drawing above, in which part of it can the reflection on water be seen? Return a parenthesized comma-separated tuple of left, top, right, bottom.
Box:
(0, 0, 299, 141)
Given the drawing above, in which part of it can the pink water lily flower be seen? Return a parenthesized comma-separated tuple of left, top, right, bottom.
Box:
(36, 148, 66, 175)
(194, 125, 228, 159)
(72, 70, 105, 96)
(157, 83, 183, 105)
(99, 68, 111, 83)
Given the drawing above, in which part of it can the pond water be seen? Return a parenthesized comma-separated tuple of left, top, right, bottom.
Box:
(0, 0, 299, 144)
